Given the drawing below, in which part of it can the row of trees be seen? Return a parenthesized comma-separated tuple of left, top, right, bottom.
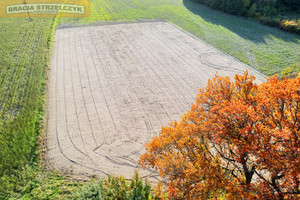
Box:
(140, 71, 299, 199)
(193, 0, 300, 14)
(191, 0, 300, 34)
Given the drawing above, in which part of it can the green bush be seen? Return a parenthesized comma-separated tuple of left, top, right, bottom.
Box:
(282, 67, 293, 76)
(72, 171, 162, 200)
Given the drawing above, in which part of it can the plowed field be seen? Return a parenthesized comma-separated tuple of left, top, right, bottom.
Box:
(47, 22, 265, 181)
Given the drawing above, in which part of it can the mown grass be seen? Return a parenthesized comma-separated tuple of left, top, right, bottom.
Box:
(59, 0, 300, 76)
(0, 0, 300, 199)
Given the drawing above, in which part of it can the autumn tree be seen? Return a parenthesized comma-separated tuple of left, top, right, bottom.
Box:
(139, 71, 300, 199)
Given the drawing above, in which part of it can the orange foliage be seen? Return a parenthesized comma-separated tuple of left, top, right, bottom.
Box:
(139, 71, 300, 199)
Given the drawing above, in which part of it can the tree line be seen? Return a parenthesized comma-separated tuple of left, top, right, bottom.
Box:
(192, 0, 300, 34)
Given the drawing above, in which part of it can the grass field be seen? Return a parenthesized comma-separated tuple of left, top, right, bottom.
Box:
(0, 0, 299, 198)
(0, 18, 55, 198)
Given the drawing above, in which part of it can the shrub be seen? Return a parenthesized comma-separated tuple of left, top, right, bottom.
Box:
(248, 3, 258, 18)
(281, 67, 293, 76)
(280, 19, 300, 33)
(72, 171, 164, 200)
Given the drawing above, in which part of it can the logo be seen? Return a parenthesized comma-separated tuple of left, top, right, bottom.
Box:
(0, 0, 90, 18)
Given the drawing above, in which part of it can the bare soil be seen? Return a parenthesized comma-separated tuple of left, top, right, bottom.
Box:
(46, 22, 265, 181)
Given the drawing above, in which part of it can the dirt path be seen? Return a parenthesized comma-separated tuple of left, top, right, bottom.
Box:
(46, 22, 265, 181)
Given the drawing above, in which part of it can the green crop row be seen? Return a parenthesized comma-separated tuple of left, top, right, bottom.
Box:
(0, 17, 55, 198)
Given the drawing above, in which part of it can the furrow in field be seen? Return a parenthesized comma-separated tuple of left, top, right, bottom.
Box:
(47, 22, 265, 181)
